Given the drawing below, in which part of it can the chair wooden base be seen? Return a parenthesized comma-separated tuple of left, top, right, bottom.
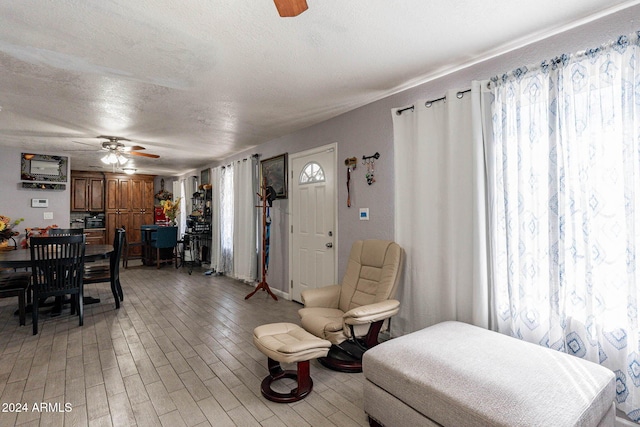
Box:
(260, 357, 313, 403)
(318, 345, 364, 373)
(318, 320, 386, 373)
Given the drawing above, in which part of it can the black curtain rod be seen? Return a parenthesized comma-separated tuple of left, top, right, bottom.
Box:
(395, 88, 472, 115)
(395, 105, 414, 115)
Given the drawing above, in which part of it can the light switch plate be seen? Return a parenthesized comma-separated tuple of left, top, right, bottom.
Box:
(43, 212, 53, 220)
(359, 208, 369, 220)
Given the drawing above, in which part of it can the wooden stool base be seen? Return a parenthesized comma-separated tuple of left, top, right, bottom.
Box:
(260, 357, 312, 403)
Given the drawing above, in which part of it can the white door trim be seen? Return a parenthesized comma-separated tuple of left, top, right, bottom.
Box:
(288, 142, 338, 301)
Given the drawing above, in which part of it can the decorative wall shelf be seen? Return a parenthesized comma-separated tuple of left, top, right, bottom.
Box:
(21, 182, 66, 190)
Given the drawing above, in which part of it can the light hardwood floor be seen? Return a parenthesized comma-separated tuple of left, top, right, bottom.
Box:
(0, 263, 369, 427)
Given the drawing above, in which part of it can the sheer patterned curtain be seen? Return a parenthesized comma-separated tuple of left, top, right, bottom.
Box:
(488, 33, 640, 419)
(392, 85, 491, 336)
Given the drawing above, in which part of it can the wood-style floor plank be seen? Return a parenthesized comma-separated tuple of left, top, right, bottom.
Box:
(0, 263, 369, 426)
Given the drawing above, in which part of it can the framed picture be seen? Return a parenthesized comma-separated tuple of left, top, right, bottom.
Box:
(200, 168, 210, 186)
(260, 153, 288, 199)
(21, 153, 68, 182)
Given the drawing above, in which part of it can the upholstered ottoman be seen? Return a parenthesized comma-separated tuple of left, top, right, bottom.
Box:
(253, 322, 331, 402)
(363, 321, 616, 427)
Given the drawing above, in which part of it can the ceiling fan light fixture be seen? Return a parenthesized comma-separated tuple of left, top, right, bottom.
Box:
(101, 151, 128, 165)
(122, 167, 137, 175)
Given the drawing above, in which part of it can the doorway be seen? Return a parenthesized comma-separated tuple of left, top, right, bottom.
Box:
(289, 143, 337, 302)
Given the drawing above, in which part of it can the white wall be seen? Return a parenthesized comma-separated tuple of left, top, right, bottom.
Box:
(183, 5, 640, 296)
(0, 147, 71, 242)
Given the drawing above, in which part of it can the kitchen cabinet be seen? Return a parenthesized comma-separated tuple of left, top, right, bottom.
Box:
(71, 172, 105, 212)
(105, 174, 156, 254)
(84, 229, 106, 245)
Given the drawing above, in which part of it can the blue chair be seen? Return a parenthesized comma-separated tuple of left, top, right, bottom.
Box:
(150, 227, 178, 268)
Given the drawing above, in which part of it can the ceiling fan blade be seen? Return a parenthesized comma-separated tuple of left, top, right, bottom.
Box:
(98, 135, 130, 142)
(273, 0, 308, 17)
(129, 151, 160, 159)
(72, 140, 97, 148)
(125, 145, 146, 151)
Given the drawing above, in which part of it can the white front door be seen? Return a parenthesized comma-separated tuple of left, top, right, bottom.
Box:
(290, 143, 337, 303)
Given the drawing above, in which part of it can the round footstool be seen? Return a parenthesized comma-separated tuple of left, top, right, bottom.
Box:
(253, 322, 331, 403)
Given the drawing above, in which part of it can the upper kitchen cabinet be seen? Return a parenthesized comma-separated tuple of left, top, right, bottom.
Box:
(71, 171, 105, 212)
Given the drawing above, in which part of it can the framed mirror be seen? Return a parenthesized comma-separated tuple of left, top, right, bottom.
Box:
(21, 153, 68, 182)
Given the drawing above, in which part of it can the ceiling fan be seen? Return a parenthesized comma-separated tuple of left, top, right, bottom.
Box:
(97, 135, 160, 163)
(69, 135, 160, 166)
(273, 0, 308, 17)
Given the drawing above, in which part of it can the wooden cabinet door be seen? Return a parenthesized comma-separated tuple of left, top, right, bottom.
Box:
(71, 177, 89, 212)
(130, 177, 154, 210)
(106, 211, 130, 246)
(106, 176, 130, 210)
(88, 178, 104, 211)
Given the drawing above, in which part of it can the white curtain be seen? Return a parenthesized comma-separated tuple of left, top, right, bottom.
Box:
(172, 179, 186, 236)
(211, 157, 257, 281)
(210, 167, 222, 273)
(488, 33, 640, 418)
(219, 164, 234, 274)
(232, 158, 258, 282)
(392, 85, 491, 336)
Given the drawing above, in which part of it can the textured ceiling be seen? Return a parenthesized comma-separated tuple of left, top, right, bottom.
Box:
(0, 0, 637, 175)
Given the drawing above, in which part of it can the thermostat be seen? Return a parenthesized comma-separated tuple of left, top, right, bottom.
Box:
(31, 198, 48, 208)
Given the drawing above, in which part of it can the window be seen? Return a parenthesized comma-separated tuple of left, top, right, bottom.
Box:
(299, 162, 325, 184)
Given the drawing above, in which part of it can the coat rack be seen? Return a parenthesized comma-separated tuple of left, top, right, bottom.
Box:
(245, 179, 278, 301)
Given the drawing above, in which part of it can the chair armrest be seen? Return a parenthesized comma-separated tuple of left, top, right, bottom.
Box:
(301, 285, 341, 308)
(343, 300, 400, 325)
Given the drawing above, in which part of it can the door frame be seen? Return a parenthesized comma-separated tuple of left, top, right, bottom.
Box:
(288, 142, 338, 301)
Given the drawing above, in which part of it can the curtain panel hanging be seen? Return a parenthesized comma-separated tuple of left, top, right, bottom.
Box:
(210, 167, 222, 273)
(232, 158, 258, 282)
(487, 31, 640, 419)
(209, 158, 258, 282)
(392, 84, 491, 336)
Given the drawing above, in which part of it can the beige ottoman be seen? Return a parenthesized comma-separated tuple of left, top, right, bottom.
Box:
(253, 322, 331, 402)
(363, 321, 616, 427)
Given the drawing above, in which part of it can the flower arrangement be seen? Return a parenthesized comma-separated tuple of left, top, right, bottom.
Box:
(0, 215, 24, 249)
(160, 198, 181, 225)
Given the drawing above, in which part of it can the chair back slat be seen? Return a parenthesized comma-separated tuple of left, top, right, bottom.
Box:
(48, 228, 85, 236)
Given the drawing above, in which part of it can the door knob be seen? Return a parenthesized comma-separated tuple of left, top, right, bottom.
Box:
(325, 243, 333, 248)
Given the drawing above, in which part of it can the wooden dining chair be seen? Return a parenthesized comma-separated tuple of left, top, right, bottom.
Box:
(123, 224, 157, 268)
(48, 228, 84, 236)
(30, 235, 86, 335)
(0, 271, 30, 326)
(84, 228, 125, 309)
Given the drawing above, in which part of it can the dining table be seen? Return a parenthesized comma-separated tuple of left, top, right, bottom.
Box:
(0, 244, 114, 269)
(0, 244, 115, 314)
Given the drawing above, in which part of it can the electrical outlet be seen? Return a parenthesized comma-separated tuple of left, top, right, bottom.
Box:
(43, 212, 53, 220)
(359, 208, 369, 220)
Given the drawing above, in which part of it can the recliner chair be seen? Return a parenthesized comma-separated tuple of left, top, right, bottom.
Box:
(298, 239, 403, 372)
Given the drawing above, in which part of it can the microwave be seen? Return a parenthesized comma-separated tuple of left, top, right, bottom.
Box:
(84, 215, 105, 229)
